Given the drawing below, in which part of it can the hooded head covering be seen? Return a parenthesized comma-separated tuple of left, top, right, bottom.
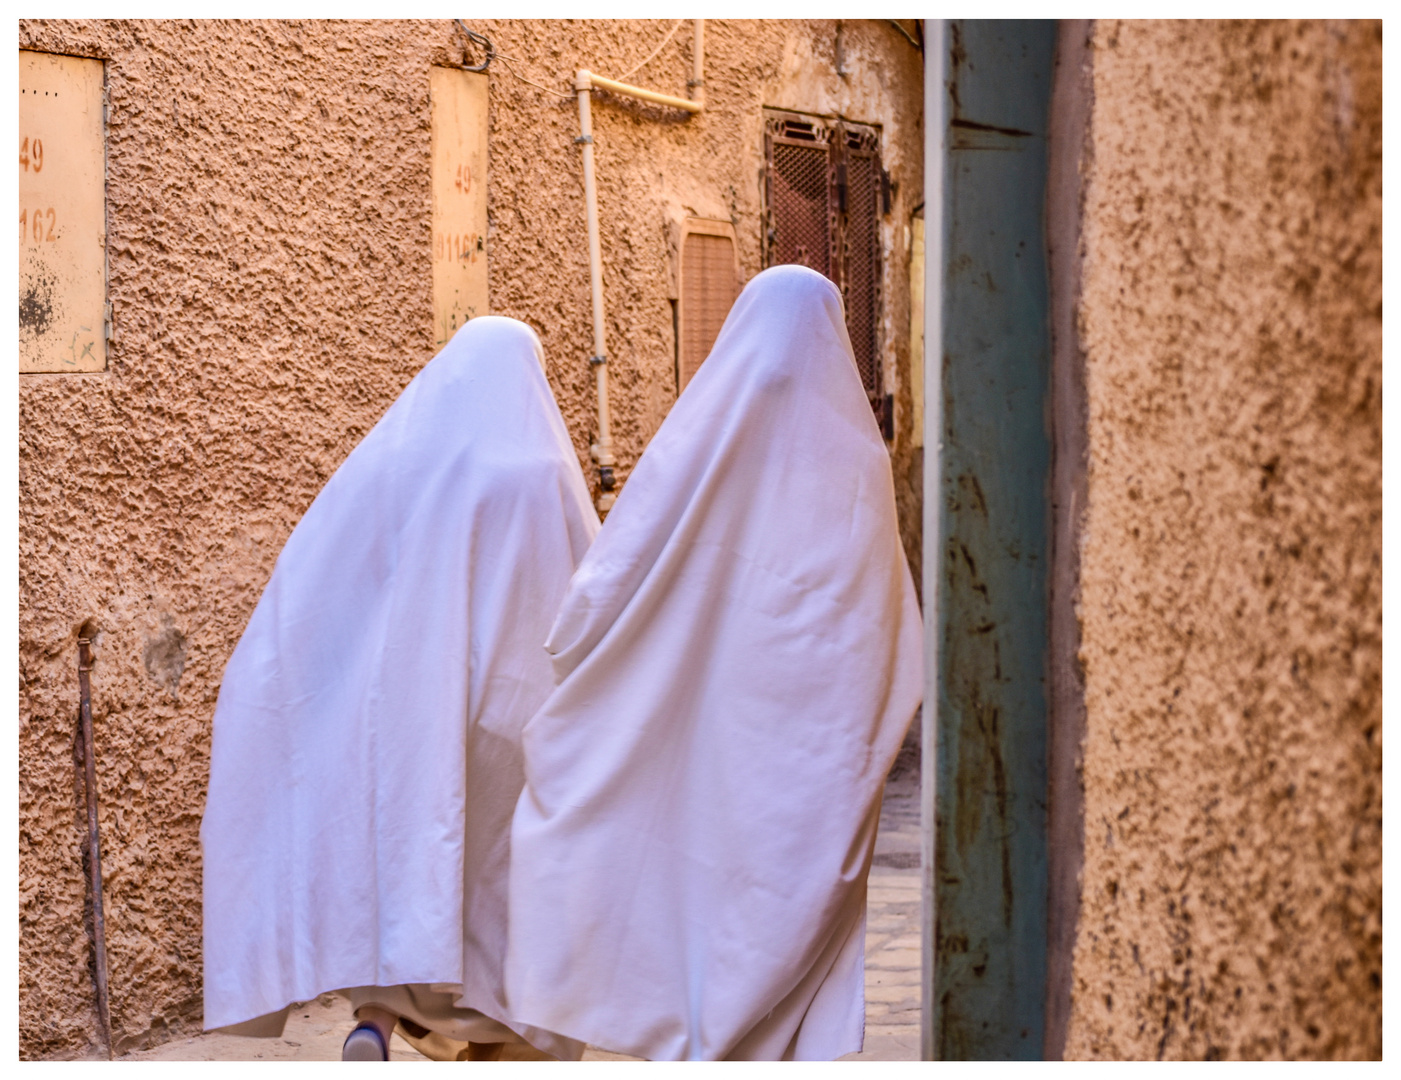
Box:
(504, 266, 923, 1060)
(200, 316, 598, 1057)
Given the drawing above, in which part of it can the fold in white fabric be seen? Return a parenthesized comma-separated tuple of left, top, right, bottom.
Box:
(504, 265, 924, 1061)
(200, 317, 598, 1060)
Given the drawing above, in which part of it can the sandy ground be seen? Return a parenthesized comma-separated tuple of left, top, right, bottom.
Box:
(122, 770, 922, 1062)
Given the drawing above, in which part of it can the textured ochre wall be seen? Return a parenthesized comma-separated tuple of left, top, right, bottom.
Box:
(17, 19, 923, 1058)
(1065, 20, 1381, 1059)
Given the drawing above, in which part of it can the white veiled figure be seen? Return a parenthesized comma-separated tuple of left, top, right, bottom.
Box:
(504, 265, 924, 1061)
(200, 317, 598, 1060)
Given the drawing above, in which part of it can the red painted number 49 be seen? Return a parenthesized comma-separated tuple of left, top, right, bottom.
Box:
(20, 136, 45, 172)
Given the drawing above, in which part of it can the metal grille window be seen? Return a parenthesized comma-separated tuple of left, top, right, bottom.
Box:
(763, 109, 888, 425)
(769, 138, 831, 274)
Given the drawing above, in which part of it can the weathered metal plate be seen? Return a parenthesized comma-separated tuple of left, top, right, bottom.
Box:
(430, 67, 488, 345)
(932, 19, 1056, 1060)
(19, 50, 106, 374)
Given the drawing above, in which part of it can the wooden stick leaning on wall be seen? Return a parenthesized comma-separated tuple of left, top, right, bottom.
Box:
(76, 631, 113, 1059)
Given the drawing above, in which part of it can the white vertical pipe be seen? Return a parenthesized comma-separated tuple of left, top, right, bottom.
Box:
(576, 71, 617, 513)
(690, 19, 705, 107)
(574, 28, 706, 516)
(920, 17, 947, 1065)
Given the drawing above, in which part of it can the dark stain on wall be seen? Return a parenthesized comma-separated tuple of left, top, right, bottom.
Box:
(20, 265, 57, 336)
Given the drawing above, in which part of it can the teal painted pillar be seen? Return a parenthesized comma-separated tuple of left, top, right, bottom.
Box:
(922, 19, 1056, 1060)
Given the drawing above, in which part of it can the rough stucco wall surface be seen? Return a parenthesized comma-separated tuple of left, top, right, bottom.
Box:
(18, 19, 449, 1059)
(475, 17, 925, 587)
(1065, 20, 1381, 1060)
(17, 19, 922, 1059)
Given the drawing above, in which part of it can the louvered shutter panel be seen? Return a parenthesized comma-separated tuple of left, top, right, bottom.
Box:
(678, 229, 739, 389)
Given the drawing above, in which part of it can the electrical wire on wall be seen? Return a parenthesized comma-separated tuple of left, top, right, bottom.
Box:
(451, 23, 573, 103)
(613, 19, 683, 82)
(887, 19, 923, 52)
(455, 19, 690, 101)
(493, 52, 575, 100)
(453, 21, 495, 72)
(451, 19, 707, 512)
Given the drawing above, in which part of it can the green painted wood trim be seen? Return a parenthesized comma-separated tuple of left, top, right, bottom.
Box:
(930, 18, 1056, 1060)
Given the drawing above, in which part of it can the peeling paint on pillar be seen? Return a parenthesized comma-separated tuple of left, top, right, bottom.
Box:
(931, 18, 1054, 1061)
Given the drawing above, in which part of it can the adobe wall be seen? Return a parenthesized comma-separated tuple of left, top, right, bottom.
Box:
(1065, 20, 1381, 1059)
(16, 19, 923, 1058)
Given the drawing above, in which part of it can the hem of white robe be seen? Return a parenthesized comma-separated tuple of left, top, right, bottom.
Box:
(206, 985, 584, 1061)
(510, 902, 868, 1061)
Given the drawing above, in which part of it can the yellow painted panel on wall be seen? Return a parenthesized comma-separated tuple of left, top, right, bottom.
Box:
(19, 51, 107, 374)
(430, 67, 488, 346)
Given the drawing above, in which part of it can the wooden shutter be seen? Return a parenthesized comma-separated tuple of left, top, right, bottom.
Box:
(675, 218, 740, 390)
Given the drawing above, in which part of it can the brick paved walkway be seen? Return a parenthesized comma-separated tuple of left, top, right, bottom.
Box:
(124, 771, 922, 1062)
(842, 767, 921, 1061)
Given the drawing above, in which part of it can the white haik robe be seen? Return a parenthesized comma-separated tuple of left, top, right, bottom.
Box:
(200, 317, 598, 1058)
(504, 265, 924, 1061)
